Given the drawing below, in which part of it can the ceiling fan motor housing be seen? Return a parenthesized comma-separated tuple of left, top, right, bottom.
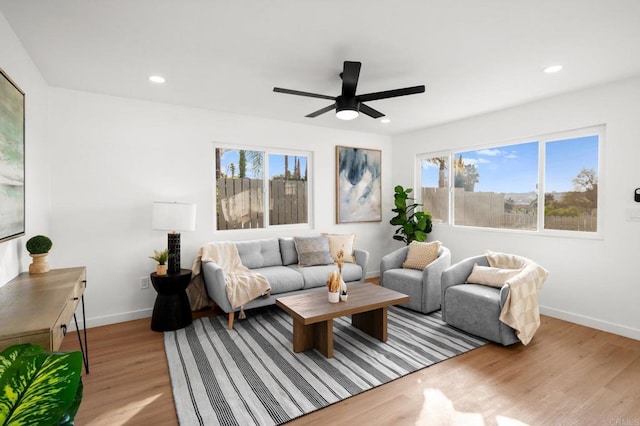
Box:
(336, 96, 360, 114)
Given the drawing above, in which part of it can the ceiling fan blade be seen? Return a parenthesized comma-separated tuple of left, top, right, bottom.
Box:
(305, 103, 336, 118)
(358, 85, 425, 102)
(341, 61, 361, 98)
(273, 87, 335, 101)
(359, 103, 385, 119)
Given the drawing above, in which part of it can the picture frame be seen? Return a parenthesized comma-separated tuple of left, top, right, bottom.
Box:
(0, 67, 25, 243)
(336, 146, 382, 223)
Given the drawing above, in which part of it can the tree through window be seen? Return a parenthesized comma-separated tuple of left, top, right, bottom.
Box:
(215, 148, 310, 230)
(417, 126, 601, 235)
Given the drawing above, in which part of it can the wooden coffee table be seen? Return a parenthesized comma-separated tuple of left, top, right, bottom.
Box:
(275, 283, 409, 358)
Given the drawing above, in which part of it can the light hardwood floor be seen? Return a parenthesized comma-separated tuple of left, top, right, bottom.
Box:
(61, 301, 640, 425)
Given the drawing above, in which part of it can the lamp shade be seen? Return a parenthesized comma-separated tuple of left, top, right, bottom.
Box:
(152, 202, 196, 232)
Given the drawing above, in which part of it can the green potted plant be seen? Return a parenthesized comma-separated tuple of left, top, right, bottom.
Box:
(26, 235, 53, 274)
(149, 249, 172, 275)
(0, 343, 83, 425)
(390, 185, 433, 245)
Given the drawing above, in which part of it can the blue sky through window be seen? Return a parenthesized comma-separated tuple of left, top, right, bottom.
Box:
(422, 135, 598, 193)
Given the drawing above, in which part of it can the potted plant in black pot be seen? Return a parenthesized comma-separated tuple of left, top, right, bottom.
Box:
(390, 185, 433, 245)
(26, 235, 53, 274)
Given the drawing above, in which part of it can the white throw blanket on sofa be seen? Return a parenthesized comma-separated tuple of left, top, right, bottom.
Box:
(487, 251, 549, 345)
(188, 242, 271, 314)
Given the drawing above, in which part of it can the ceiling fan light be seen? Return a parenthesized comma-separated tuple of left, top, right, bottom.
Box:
(336, 109, 359, 120)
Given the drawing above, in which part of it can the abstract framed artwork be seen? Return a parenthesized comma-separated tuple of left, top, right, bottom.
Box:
(336, 146, 382, 223)
(0, 67, 25, 243)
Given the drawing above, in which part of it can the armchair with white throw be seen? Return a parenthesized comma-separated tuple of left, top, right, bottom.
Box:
(380, 241, 451, 314)
(441, 251, 549, 345)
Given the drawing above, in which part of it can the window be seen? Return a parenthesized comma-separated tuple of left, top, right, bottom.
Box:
(544, 134, 598, 232)
(419, 155, 449, 223)
(453, 141, 539, 230)
(215, 147, 310, 230)
(418, 126, 601, 235)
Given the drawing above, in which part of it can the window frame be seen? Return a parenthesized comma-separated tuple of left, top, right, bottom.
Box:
(214, 143, 313, 231)
(416, 125, 604, 239)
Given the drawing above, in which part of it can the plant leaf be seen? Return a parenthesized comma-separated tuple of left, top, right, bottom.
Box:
(0, 349, 82, 425)
(0, 345, 43, 379)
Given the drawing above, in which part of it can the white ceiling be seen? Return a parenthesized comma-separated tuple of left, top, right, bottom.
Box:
(2, 0, 640, 136)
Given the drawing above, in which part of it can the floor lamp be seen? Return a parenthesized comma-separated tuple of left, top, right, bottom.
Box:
(152, 202, 197, 274)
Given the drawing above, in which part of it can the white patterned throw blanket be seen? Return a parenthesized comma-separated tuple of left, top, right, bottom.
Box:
(486, 251, 549, 345)
(187, 242, 271, 315)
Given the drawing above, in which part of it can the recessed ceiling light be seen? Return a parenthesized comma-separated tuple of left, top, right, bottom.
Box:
(543, 65, 563, 74)
(149, 75, 166, 84)
(380, 118, 391, 124)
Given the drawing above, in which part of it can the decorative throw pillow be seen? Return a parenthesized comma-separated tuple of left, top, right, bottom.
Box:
(293, 236, 334, 267)
(322, 233, 356, 263)
(466, 263, 522, 288)
(402, 240, 441, 270)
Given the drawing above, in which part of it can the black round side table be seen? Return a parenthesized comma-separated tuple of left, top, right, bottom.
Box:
(150, 268, 193, 332)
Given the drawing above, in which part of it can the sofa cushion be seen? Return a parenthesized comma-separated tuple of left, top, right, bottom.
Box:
(322, 233, 356, 263)
(279, 238, 298, 265)
(287, 262, 363, 289)
(403, 240, 441, 270)
(251, 266, 304, 294)
(339, 262, 363, 283)
(466, 263, 522, 288)
(236, 238, 282, 269)
(293, 236, 334, 267)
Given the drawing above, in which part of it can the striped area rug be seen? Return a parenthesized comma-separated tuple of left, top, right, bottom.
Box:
(164, 306, 487, 426)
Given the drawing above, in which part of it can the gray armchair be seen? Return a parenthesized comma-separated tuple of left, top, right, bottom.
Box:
(441, 255, 519, 346)
(380, 245, 451, 314)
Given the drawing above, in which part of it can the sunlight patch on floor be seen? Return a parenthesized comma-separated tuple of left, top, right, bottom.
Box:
(415, 388, 529, 426)
(85, 393, 163, 425)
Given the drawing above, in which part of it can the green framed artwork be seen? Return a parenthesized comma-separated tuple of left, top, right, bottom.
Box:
(0, 67, 25, 243)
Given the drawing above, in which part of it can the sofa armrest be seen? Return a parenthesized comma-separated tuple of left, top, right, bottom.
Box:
(423, 246, 451, 285)
(354, 249, 370, 282)
(441, 255, 488, 318)
(201, 261, 233, 313)
(419, 246, 452, 312)
(379, 246, 409, 286)
(499, 284, 511, 309)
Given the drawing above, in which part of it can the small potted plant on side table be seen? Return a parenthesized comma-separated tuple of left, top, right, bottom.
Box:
(26, 235, 53, 274)
(149, 249, 171, 275)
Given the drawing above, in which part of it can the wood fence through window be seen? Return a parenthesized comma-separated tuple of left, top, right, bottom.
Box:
(422, 187, 596, 232)
(216, 178, 307, 229)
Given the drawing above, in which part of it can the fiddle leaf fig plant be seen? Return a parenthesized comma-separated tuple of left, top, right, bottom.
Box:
(0, 343, 83, 425)
(390, 185, 433, 245)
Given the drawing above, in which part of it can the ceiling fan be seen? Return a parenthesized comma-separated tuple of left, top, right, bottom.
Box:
(273, 61, 425, 121)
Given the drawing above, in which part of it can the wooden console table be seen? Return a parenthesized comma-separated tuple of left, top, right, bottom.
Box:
(0, 267, 89, 373)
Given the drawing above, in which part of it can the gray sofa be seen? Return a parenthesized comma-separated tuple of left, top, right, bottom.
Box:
(202, 237, 369, 328)
(441, 255, 519, 345)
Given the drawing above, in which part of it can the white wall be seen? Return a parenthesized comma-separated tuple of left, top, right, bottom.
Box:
(48, 88, 393, 327)
(393, 76, 640, 340)
(0, 12, 51, 286)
